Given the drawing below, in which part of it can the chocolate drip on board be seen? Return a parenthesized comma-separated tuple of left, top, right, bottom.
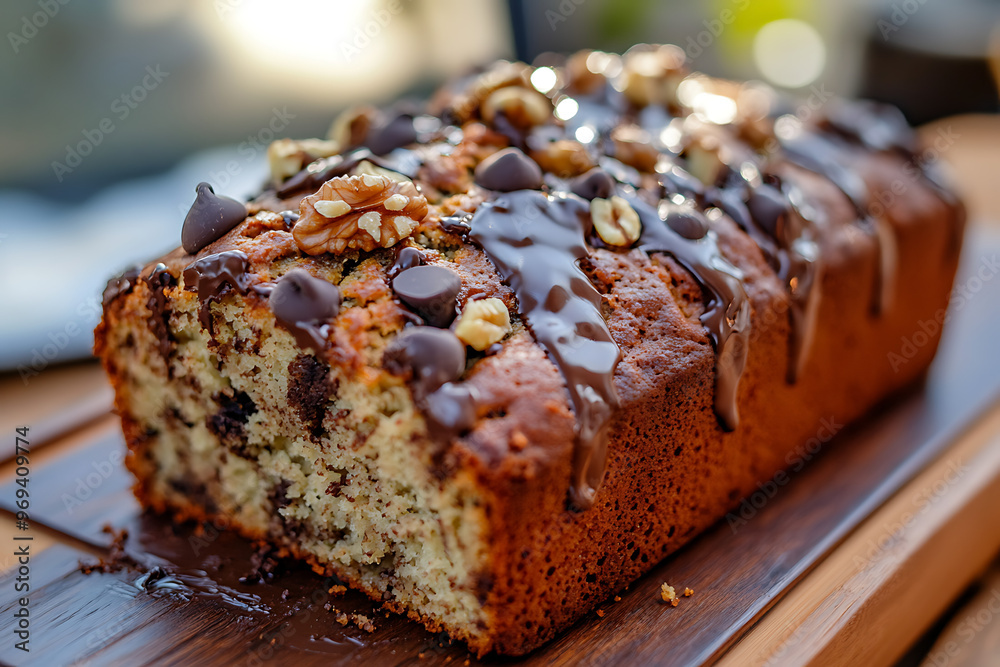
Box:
(468, 190, 621, 510)
(631, 198, 751, 430)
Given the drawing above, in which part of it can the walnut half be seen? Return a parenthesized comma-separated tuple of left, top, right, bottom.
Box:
(294, 174, 429, 255)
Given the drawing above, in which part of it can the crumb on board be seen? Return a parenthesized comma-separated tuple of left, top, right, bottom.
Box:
(324, 604, 377, 632)
(328, 584, 347, 595)
(614, 595, 622, 602)
(596, 609, 605, 617)
(660, 583, 676, 603)
(684, 587, 694, 597)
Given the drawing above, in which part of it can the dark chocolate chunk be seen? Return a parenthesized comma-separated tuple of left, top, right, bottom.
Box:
(474, 148, 543, 192)
(364, 113, 418, 155)
(391, 265, 461, 327)
(383, 327, 466, 397)
(102, 265, 143, 308)
(570, 168, 616, 200)
(207, 390, 257, 448)
(287, 354, 334, 437)
(181, 183, 248, 255)
(269, 269, 342, 351)
(182, 250, 251, 330)
(663, 207, 709, 240)
(388, 245, 427, 279)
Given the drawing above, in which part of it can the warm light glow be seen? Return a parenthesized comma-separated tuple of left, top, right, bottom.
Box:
(201, 0, 419, 98)
(753, 19, 826, 88)
(530, 67, 558, 94)
(554, 97, 579, 121)
(574, 126, 596, 143)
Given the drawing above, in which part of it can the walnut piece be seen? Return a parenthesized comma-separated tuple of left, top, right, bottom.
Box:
(294, 174, 428, 255)
(530, 139, 594, 178)
(591, 196, 641, 247)
(268, 138, 341, 184)
(454, 298, 511, 350)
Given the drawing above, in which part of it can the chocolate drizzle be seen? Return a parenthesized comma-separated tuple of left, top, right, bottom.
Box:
(182, 251, 251, 330)
(708, 178, 822, 383)
(468, 190, 621, 510)
(632, 198, 751, 430)
(777, 127, 891, 315)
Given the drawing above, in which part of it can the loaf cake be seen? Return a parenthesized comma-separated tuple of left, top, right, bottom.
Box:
(95, 44, 965, 656)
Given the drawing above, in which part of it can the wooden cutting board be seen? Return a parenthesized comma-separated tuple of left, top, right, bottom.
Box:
(2, 233, 1000, 667)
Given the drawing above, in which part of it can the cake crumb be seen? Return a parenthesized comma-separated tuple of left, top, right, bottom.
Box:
(660, 583, 676, 603)
(510, 430, 528, 451)
(684, 587, 694, 597)
(328, 584, 347, 595)
(596, 609, 605, 617)
(671, 598, 678, 607)
(614, 595, 622, 602)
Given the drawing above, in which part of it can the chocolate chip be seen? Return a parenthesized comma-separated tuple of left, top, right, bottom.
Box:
(269, 268, 342, 351)
(181, 182, 248, 254)
(391, 265, 461, 327)
(746, 184, 789, 238)
(474, 148, 543, 191)
(365, 114, 418, 155)
(570, 168, 616, 200)
(664, 208, 709, 240)
(388, 245, 427, 279)
(383, 327, 466, 397)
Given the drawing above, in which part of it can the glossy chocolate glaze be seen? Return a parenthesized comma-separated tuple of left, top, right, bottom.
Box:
(182, 251, 251, 330)
(103, 264, 143, 308)
(468, 190, 621, 509)
(632, 197, 751, 430)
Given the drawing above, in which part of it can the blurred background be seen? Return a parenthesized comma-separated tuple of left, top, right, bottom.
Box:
(1, 0, 999, 368)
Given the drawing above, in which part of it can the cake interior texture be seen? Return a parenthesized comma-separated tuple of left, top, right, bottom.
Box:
(96, 43, 965, 656)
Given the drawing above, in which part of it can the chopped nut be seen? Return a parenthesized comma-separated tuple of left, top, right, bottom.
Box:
(621, 44, 687, 107)
(454, 298, 511, 351)
(294, 174, 428, 255)
(683, 587, 694, 597)
(327, 104, 376, 148)
(482, 85, 552, 128)
(684, 135, 727, 186)
(352, 159, 409, 184)
(432, 60, 532, 123)
(314, 200, 352, 218)
(268, 138, 341, 184)
(565, 49, 614, 95)
(591, 196, 641, 247)
(660, 583, 676, 603)
(610, 125, 661, 172)
(530, 139, 595, 178)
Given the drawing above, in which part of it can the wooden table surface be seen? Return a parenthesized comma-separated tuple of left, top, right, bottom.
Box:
(2, 116, 999, 666)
